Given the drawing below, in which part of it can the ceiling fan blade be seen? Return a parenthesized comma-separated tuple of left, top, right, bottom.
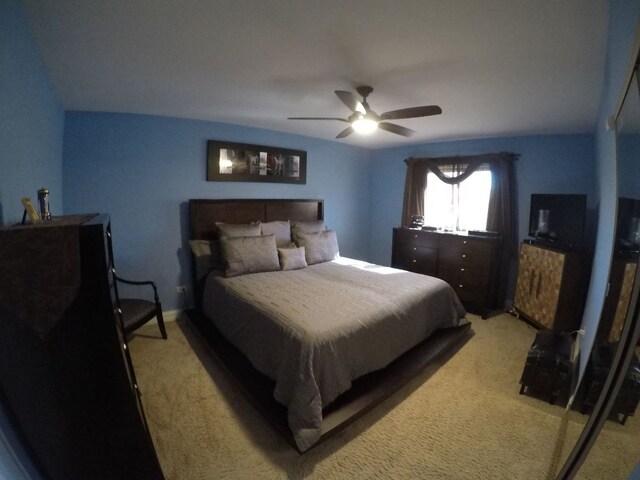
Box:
(378, 122, 415, 137)
(335, 91, 366, 114)
(336, 126, 354, 138)
(379, 105, 442, 121)
(287, 117, 349, 122)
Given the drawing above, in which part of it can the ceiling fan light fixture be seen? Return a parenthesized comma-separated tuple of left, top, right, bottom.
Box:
(352, 117, 378, 135)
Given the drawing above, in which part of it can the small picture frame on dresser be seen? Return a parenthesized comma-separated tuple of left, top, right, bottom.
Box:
(21, 198, 40, 224)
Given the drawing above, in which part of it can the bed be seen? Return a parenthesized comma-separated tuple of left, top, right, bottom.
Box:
(187, 198, 471, 452)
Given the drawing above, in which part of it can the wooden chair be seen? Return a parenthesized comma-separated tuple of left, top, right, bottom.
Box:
(115, 275, 167, 339)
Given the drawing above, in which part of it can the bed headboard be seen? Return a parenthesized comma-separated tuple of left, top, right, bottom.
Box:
(189, 199, 324, 240)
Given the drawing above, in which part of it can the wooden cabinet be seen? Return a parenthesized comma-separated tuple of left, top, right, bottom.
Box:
(514, 241, 587, 332)
(392, 228, 500, 317)
(0, 215, 164, 480)
(599, 254, 638, 342)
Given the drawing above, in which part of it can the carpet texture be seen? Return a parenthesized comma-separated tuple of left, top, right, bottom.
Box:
(129, 314, 640, 479)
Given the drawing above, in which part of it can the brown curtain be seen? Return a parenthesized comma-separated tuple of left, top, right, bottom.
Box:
(401, 152, 518, 306)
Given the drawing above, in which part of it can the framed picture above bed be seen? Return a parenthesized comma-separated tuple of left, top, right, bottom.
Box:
(207, 140, 307, 184)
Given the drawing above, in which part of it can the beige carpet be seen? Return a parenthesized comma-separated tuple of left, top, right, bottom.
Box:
(129, 314, 640, 479)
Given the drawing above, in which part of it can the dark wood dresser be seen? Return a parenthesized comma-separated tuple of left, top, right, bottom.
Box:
(391, 228, 500, 317)
(0, 215, 164, 480)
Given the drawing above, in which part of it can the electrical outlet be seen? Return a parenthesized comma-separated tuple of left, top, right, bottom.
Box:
(176, 285, 187, 294)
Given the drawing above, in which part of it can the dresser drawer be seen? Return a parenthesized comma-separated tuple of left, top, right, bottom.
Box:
(438, 265, 490, 289)
(394, 228, 439, 248)
(393, 245, 438, 276)
(438, 237, 493, 268)
(450, 283, 486, 306)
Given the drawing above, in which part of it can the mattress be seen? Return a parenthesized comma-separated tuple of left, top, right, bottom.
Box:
(202, 257, 466, 451)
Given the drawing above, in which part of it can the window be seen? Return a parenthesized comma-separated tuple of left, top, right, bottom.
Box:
(423, 164, 492, 231)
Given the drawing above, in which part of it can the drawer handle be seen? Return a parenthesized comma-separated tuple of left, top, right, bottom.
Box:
(413, 247, 417, 251)
(460, 268, 465, 272)
(412, 259, 417, 263)
(463, 240, 467, 244)
(459, 284, 464, 288)
(413, 234, 418, 238)
(117, 308, 123, 315)
(462, 254, 466, 258)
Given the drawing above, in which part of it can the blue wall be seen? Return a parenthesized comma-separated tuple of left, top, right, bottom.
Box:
(0, 0, 64, 226)
(578, 0, 640, 381)
(63, 112, 372, 310)
(368, 134, 596, 302)
(0, 1, 61, 477)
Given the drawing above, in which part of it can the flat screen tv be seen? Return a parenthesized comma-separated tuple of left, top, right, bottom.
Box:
(528, 194, 587, 249)
(615, 197, 640, 251)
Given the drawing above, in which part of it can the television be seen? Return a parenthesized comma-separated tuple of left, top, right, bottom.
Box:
(528, 194, 587, 249)
(615, 197, 640, 251)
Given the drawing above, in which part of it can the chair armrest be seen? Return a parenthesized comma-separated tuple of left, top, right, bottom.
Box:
(114, 275, 160, 302)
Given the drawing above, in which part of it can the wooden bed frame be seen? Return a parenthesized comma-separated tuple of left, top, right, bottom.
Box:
(186, 198, 472, 452)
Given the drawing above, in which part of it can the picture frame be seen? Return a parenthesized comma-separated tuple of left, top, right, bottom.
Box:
(207, 140, 307, 184)
(21, 198, 40, 224)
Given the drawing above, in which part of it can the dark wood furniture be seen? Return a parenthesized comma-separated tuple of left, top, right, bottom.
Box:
(391, 228, 500, 318)
(513, 241, 588, 332)
(187, 199, 472, 452)
(519, 331, 572, 405)
(116, 275, 168, 339)
(599, 253, 638, 342)
(581, 344, 640, 424)
(0, 215, 163, 480)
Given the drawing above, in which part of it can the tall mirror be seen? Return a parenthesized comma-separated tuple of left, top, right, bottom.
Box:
(563, 65, 640, 478)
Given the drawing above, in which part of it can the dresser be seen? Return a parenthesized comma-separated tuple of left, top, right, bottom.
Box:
(0, 215, 164, 480)
(392, 228, 500, 317)
(513, 241, 587, 332)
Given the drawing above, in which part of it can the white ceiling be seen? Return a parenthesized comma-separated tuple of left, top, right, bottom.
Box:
(23, 0, 608, 149)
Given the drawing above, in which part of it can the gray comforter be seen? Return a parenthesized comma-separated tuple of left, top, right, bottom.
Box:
(202, 257, 466, 451)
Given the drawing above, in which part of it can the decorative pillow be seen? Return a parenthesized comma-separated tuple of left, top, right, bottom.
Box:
(219, 234, 280, 277)
(278, 246, 307, 271)
(261, 220, 291, 247)
(189, 239, 219, 281)
(291, 220, 326, 244)
(295, 230, 339, 265)
(215, 221, 261, 238)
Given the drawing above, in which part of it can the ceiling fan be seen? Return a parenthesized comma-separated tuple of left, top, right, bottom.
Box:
(288, 86, 442, 139)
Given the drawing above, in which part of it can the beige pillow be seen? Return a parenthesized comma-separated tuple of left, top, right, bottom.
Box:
(291, 220, 326, 244)
(215, 221, 261, 238)
(261, 220, 291, 247)
(295, 230, 339, 265)
(278, 246, 307, 271)
(189, 239, 219, 281)
(220, 234, 280, 277)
